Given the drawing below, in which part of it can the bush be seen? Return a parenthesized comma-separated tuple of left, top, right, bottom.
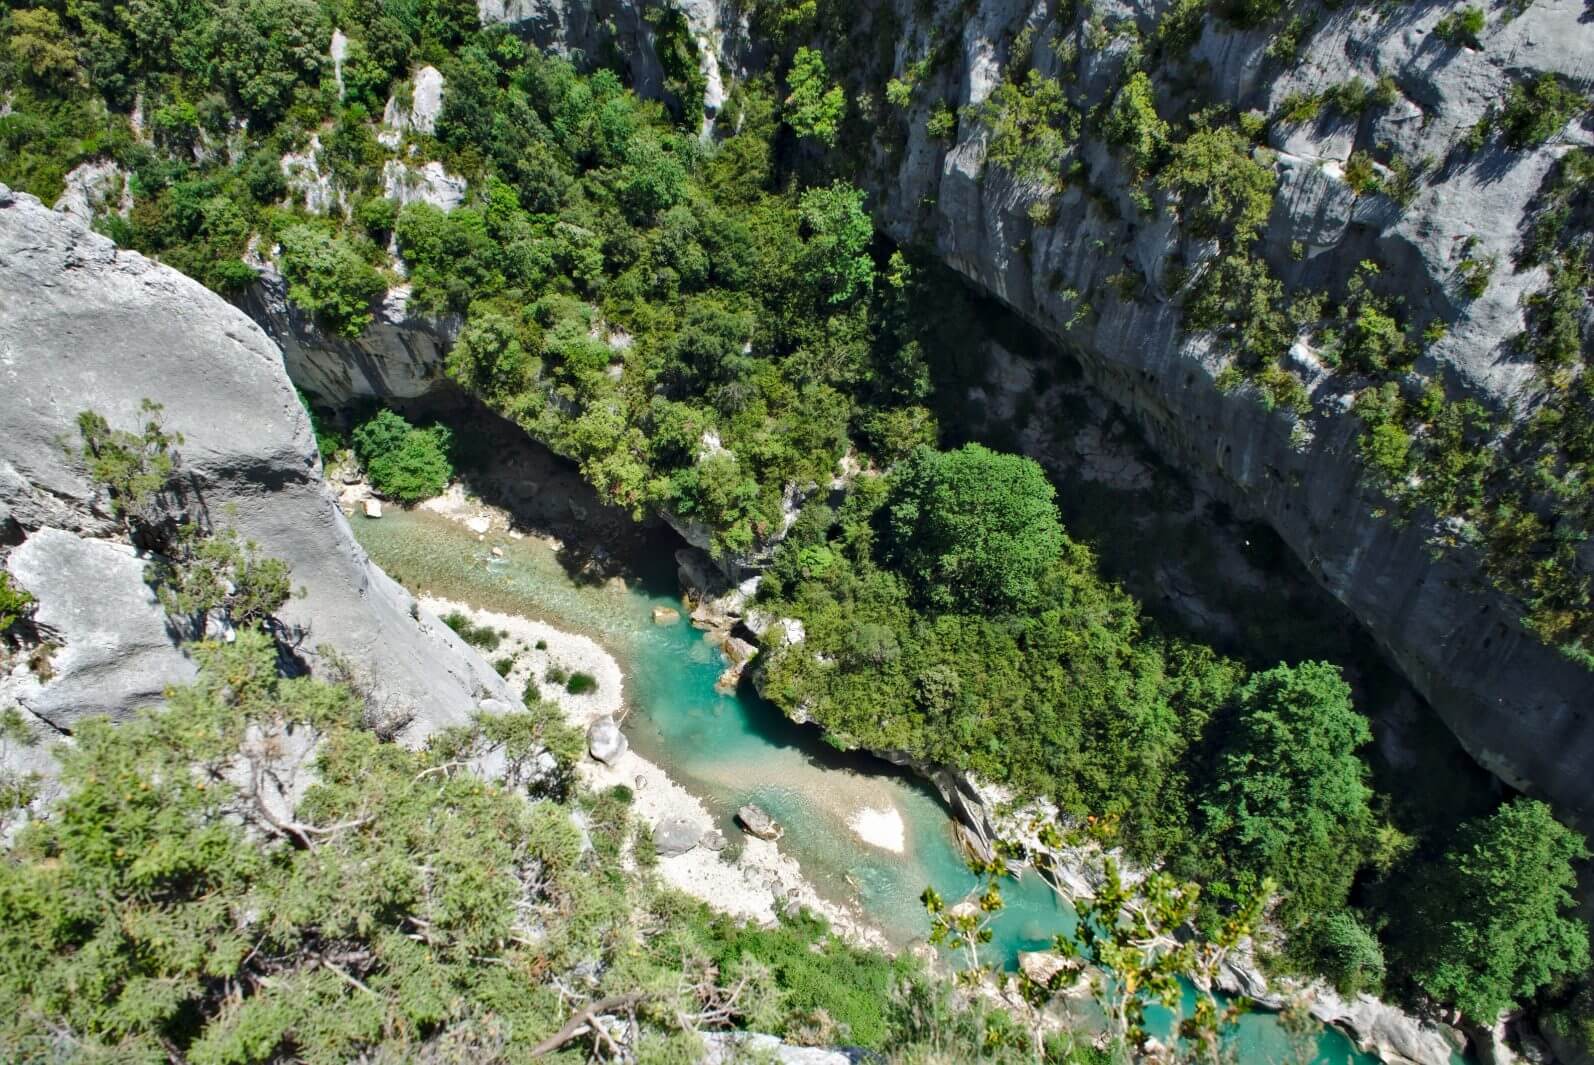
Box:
(1296, 911, 1386, 996)
(565, 671, 598, 695)
(441, 610, 504, 651)
(784, 47, 845, 145)
(351, 409, 454, 503)
(277, 225, 387, 338)
(1500, 75, 1588, 149)
(1434, 7, 1486, 48)
(1404, 799, 1590, 1022)
(885, 444, 1064, 613)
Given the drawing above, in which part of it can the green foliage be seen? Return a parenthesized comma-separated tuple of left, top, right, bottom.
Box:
(1103, 71, 1168, 172)
(971, 69, 1077, 185)
(565, 671, 598, 695)
(1403, 799, 1590, 1022)
(1294, 911, 1385, 997)
(1500, 74, 1588, 149)
(1195, 662, 1373, 919)
(0, 573, 35, 635)
(760, 476, 1247, 859)
(441, 610, 504, 651)
(277, 225, 387, 338)
(707, 912, 910, 1048)
(885, 444, 1064, 613)
(1160, 123, 1275, 243)
(351, 409, 454, 503)
(76, 400, 182, 535)
(797, 181, 874, 306)
(148, 525, 293, 637)
(784, 47, 845, 145)
(1434, 7, 1486, 48)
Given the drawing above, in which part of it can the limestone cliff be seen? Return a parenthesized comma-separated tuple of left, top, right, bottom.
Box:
(0, 185, 513, 745)
(853, 0, 1594, 829)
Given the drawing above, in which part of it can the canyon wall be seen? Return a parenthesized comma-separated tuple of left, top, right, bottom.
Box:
(856, 0, 1594, 828)
(0, 186, 515, 747)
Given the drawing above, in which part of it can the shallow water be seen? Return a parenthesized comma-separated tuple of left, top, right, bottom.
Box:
(354, 507, 1392, 1063)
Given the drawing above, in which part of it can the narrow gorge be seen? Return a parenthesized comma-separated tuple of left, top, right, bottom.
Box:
(1, 0, 1591, 1062)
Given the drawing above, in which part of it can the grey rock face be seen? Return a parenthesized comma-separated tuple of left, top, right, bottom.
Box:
(235, 267, 460, 405)
(5, 529, 197, 728)
(0, 186, 512, 742)
(653, 815, 703, 856)
(587, 715, 629, 764)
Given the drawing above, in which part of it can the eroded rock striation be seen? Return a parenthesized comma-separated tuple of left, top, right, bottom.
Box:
(0, 185, 512, 743)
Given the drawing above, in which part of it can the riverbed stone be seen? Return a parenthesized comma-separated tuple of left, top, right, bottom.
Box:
(363, 498, 382, 519)
(699, 829, 727, 851)
(653, 816, 702, 857)
(587, 715, 628, 765)
(652, 605, 680, 625)
(736, 803, 783, 841)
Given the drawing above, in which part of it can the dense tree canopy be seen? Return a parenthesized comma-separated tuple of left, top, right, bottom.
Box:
(884, 444, 1065, 613)
(1403, 799, 1590, 1022)
(1193, 661, 1373, 919)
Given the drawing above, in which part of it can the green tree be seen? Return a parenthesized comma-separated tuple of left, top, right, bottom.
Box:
(1196, 661, 1373, 917)
(1160, 124, 1276, 243)
(798, 182, 874, 306)
(784, 47, 845, 145)
(1406, 799, 1590, 1022)
(885, 444, 1064, 613)
(277, 226, 387, 338)
(1296, 910, 1385, 996)
(1103, 71, 1168, 171)
(351, 409, 454, 503)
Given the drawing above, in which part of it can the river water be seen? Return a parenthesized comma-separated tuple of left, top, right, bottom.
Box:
(353, 506, 1384, 1064)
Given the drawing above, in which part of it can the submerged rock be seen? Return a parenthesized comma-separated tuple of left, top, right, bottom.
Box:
(653, 816, 702, 856)
(651, 605, 680, 625)
(363, 498, 383, 519)
(587, 715, 628, 765)
(736, 804, 782, 841)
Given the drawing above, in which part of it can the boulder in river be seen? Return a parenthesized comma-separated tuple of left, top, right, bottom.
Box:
(653, 817, 702, 857)
(466, 515, 490, 534)
(363, 498, 382, 519)
(737, 804, 783, 841)
(652, 605, 680, 625)
(587, 716, 628, 765)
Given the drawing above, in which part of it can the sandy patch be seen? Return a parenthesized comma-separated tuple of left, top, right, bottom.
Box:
(416, 598, 886, 950)
(848, 805, 906, 854)
(419, 595, 622, 720)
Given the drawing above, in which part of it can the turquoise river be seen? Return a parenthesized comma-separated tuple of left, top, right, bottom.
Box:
(353, 505, 1398, 1064)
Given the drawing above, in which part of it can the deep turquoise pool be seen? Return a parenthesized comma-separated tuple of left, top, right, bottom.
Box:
(353, 506, 1389, 1064)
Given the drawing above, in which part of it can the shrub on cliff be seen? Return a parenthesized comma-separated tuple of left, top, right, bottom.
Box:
(277, 225, 387, 339)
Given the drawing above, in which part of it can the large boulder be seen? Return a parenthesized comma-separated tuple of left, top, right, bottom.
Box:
(4, 529, 196, 727)
(736, 803, 782, 841)
(587, 715, 628, 765)
(653, 816, 703, 856)
(0, 184, 512, 743)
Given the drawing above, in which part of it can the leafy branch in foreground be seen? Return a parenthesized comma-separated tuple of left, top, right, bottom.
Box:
(926, 840, 1269, 1062)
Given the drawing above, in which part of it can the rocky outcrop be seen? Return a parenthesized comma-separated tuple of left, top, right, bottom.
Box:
(736, 803, 783, 841)
(861, 0, 1594, 832)
(587, 714, 629, 764)
(235, 267, 460, 404)
(0, 184, 512, 744)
